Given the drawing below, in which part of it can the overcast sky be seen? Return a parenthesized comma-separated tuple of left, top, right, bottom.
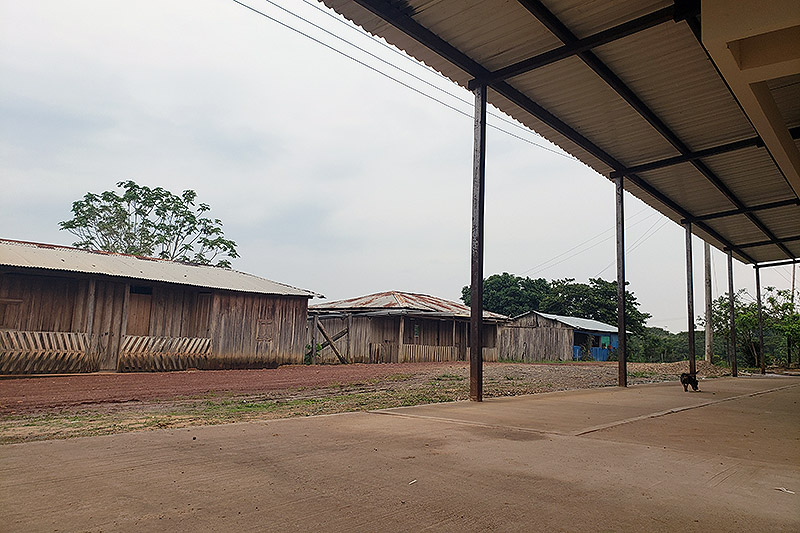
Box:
(1, 0, 796, 331)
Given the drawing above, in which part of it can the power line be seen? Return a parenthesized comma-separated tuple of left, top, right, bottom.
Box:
(593, 217, 669, 277)
(519, 207, 655, 277)
(234, 0, 575, 159)
(298, 0, 552, 141)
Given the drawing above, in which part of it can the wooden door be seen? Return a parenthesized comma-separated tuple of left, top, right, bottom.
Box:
(90, 281, 127, 371)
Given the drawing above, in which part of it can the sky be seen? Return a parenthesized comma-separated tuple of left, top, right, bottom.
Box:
(1, 0, 797, 332)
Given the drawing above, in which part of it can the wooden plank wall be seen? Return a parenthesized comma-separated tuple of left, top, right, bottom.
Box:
(0, 273, 89, 332)
(498, 324, 573, 361)
(210, 293, 307, 368)
(309, 315, 495, 364)
(2, 271, 310, 373)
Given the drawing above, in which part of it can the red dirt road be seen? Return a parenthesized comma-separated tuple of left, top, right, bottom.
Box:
(0, 363, 464, 413)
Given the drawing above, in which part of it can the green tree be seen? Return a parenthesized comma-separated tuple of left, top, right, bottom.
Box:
(460, 272, 549, 318)
(765, 287, 800, 366)
(707, 288, 795, 368)
(462, 274, 650, 334)
(59, 180, 238, 267)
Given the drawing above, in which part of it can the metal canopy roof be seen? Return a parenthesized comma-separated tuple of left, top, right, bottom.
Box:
(0, 239, 318, 298)
(322, 0, 800, 265)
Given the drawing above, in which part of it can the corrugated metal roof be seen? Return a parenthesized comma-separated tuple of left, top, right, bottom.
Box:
(0, 239, 318, 298)
(527, 310, 617, 333)
(310, 290, 508, 320)
(322, 0, 799, 264)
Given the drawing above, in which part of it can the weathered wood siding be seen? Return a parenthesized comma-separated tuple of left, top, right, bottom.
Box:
(1, 272, 98, 373)
(0, 273, 90, 332)
(310, 315, 497, 364)
(1, 271, 310, 373)
(498, 314, 573, 361)
(209, 292, 307, 368)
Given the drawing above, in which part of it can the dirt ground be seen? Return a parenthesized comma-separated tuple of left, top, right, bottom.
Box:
(0, 360, 727, 443)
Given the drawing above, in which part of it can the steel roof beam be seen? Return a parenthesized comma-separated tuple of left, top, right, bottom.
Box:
(516, 0, 794, 260)
(609, 137, 763, 177)
(729, 234, 800, 249)
(680, 199, 800, 223)
(753, 258, 800, 269)
(348, 0, 755, 263)
(467, 6, 676, 90)
(610, 125, 800, 178)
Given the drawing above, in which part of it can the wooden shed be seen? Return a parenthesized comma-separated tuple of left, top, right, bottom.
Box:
(499, 311, 619, 362)
(307, 291, 508, 364)
(0, 239, 317, 373)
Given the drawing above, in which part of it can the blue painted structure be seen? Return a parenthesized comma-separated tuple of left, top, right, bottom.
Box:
(573, 331, 619, 361)
(529, 313, 619, 362)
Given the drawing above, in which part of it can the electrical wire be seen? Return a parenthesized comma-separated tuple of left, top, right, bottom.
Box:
(234, 0, 576, 159)
(297, 0, 549, 139)
(519, 207, 655, 277)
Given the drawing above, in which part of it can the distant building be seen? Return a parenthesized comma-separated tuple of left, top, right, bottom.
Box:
(0, 239, 317, 373)
(308, 291, 508, 363)
(499, 311, 618, 362)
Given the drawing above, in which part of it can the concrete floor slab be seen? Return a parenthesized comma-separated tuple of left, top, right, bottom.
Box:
(1, 376, 798, 532)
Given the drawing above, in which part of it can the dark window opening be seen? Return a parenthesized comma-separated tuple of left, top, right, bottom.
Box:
(130, 285, 153, 295)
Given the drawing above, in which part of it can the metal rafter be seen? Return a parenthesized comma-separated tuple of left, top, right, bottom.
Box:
(609, 126, 800, 178)
(733, 234, 800, 250)
(515, 0, 794, 260)
(467, 5, 676, 90)
(681, 199, 800, 223)
(348, 0, 755, 263)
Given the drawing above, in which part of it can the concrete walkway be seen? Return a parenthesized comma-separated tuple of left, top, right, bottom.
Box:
(2, 376, 798, 531)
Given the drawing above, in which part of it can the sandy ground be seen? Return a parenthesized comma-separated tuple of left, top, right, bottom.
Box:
(1, 375, 797, 532)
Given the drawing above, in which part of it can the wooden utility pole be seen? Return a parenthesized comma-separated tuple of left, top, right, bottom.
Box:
(704, 241, 713, 363)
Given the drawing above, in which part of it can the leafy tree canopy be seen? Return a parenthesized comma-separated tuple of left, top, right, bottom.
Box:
(60, 180, 238, 268)
(462, 273, 651, 335)
(705, 287, 799, 367)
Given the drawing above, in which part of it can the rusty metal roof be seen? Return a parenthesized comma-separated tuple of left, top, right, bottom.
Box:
(321, 0, 800, 265)
(0, 239, 318, 298)
(311, 291, 508, 320)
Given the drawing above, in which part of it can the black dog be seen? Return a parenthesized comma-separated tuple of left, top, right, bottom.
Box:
(680, 372, 699, 392)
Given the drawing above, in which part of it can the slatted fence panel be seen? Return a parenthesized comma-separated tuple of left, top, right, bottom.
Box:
(118, 335, 212, 372)
(399, 344, 456, 363)
(0, 330, 95, 374)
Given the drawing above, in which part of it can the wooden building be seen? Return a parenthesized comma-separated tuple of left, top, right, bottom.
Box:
(499, 311, 619, 362)
(0, 239, 317, 373)
(307, 291, 508, 364)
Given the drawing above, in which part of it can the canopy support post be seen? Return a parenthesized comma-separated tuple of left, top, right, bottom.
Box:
(470, 84, 487, 402)
(685, 223, 696, 376)
(728, 251, 738, 377)
(615, 176, 627, 387)
(755, 266, 765, 374)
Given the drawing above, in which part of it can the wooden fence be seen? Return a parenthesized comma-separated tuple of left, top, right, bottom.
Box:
(399, 344, 497, 363)
(118, 335, 212, 372)
(0, 330, 96, 374)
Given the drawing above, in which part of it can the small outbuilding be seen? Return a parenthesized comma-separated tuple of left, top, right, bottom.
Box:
(308, 291, 508, 364)
(0, 239, 317, 373)
(499, 311, 619, 362)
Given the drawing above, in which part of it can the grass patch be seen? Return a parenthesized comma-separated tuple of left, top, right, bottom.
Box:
(432, 373, 465, 382)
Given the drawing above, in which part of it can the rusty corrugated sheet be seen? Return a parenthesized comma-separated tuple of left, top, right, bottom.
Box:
(311, 290, 508, 320)
(0, 239, 318, 298)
